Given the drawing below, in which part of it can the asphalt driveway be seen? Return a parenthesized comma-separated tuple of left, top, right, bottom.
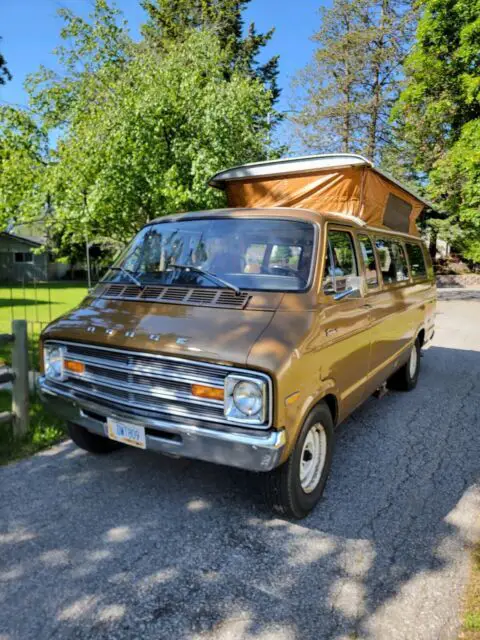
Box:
(0, 299, 479, 640)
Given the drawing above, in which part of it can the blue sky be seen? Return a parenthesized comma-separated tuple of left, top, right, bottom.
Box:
(0, 0, 326, 123)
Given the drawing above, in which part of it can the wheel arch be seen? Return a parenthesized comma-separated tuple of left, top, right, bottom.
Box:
(322, 393, 339, 427)
(417, 327, 425, 348)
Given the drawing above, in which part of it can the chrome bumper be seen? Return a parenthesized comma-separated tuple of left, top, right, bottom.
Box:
(37, 376, 286, 472)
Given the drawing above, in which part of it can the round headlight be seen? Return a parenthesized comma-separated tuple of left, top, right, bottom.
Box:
(45, 347, 63, 380)
(232, 380, 263, 416)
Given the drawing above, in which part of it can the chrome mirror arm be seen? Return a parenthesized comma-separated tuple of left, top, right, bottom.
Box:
(333, 287, 359, 301)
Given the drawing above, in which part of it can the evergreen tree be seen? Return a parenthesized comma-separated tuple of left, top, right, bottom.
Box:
(140, 0, 280, 101)
(292, 0, 417, 161)
(0, 37, 12, 85)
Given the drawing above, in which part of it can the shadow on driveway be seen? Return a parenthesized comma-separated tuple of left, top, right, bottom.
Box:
(0, 344, 479, 640)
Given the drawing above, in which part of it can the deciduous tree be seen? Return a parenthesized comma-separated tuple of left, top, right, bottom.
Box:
(0, 0, 277, 254)
(392, 0, 480, 262)
(46, 29, 274, 244)
(0, 107, 49, 221)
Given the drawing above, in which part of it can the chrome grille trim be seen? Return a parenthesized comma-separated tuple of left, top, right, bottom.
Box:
(45, 340, 272, 428)
(66, 370, 224, 407)
(65, 379, 225, 421)
(64, 351, 225, 388)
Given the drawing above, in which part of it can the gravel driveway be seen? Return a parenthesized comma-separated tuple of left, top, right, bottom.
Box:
(1, 300, 479, 640)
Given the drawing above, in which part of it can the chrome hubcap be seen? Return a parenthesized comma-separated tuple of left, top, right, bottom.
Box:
(409, 345, 418, 378)
(299, 423, 327, 494)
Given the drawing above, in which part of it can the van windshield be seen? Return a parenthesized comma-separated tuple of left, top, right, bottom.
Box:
(106, 218, 315, 292)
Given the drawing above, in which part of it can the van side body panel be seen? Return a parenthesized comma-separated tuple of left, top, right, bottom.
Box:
(248, 217, 436, 461)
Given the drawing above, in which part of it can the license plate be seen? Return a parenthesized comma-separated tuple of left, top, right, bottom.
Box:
(107, 418, 146, 449)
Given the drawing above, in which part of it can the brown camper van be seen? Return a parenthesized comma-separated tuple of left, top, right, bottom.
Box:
(38, 154, 436, 518)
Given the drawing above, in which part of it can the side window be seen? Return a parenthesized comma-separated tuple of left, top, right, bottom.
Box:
(391, 242, 409, 281)
(245, 243, 267, 273)
(357, 234, 379, 289)
(269, 245, 302, 271)
(406, 243, 427, 279)
(323, 230, 358, 294)
(383, 194, 412, 233)
(375, 238, 409, 284)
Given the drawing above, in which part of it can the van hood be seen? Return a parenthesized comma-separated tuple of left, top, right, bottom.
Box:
(42, 296, 277, 367)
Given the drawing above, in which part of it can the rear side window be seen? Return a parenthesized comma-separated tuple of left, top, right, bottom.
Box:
(357, 234, 379, 289)
(383, 194, 412, 234)
(406, 243, 427, 279)
(323, 230, 358, 294)
(375, 238, 409, 285)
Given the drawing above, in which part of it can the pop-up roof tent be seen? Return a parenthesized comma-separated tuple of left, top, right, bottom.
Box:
(209, 154, 432, 237)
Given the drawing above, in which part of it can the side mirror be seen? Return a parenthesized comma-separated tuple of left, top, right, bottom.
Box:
(333, 287, 360, 301)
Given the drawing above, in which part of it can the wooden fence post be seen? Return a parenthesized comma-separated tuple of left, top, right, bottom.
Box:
(11, 320, 29, 437)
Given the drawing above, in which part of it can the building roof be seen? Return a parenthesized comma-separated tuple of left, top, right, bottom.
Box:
(0, 231, 44, 247)
(209, 153, 434, 209)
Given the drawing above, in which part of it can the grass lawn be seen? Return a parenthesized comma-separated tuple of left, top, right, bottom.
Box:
(0, 390, 65, 465)
(0, 281, 88, 330)
(0, 282, 88, 367)
(460, 544, 480, 639)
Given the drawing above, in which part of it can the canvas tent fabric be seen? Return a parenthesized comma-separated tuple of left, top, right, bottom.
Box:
(210, 155, 428, 237)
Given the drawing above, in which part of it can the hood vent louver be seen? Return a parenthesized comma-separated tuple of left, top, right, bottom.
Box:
(162, 287, 190, 301)
(93, 283, 250, 309)
(139, 286, 165, 300)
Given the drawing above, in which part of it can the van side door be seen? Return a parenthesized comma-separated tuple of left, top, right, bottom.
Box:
(356, 232, 383, 393)
(367, 235, 412, 388)
(405, 241, 436, 344)
(315, 227, 371, 419)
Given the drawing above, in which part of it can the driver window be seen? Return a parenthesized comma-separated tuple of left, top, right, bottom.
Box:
(323, 230, 358, 294)
(358, 234, 379, 288)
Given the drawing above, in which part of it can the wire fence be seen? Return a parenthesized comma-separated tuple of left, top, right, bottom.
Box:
(0, 278, 89, 397)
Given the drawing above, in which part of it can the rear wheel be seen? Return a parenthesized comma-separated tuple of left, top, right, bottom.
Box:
(67, 422, 123, 454)
(387, 337, 421, 391)
(262, 401, 334, 519)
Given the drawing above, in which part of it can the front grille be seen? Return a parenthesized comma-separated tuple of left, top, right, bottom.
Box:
(93, 283, 250, 309)
(48, 341, 271, 428)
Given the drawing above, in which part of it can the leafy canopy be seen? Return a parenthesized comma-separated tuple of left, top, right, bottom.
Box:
(48, 29, 274, 244)
(0, 107, 49, 221)
(141, 0, 280, 101)
(392, 0, 480, 261)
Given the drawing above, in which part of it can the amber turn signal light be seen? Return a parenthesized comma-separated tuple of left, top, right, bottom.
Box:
(64, 359, 85, 375)
(191, 384, 224, 401)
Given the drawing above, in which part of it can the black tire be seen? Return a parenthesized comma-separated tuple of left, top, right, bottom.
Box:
(262, 401, 334, 519)
(387, 337, 421, 391)
(67, 422, 124, 454)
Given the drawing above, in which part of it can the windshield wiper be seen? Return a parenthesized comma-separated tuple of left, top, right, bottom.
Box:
(168, 264, 241, 296)
(109, 266, 143, 288)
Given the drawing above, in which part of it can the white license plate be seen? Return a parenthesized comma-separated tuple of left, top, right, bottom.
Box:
(107, 418, 146, 449)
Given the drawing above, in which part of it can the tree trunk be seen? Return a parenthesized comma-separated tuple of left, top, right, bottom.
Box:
(429, 227, 437, 261)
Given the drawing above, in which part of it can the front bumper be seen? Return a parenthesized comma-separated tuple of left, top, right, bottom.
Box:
(37, 376, 286, 472)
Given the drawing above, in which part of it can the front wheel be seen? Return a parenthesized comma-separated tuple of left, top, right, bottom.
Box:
(262, 402, 334, 519)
